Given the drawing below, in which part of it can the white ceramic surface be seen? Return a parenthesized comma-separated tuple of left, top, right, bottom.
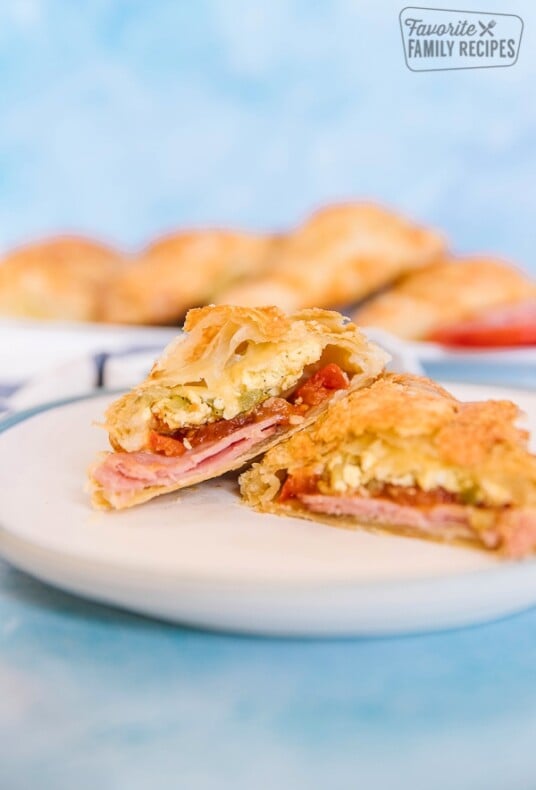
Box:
(0, 384, 535, 636)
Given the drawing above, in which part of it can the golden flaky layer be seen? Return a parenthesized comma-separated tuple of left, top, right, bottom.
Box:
(215, 203, 446, 310)
(353, 256, 536, 340)
(103, 305, 389, 453)
(0, 236, 126, 321)
(240, 373, 536, 512)
(102, 230, 280, 325)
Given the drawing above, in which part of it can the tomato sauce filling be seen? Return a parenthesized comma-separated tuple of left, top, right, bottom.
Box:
(147, 363, 349, 457)
(428, 300, 536, 348)
(278, 473, 463, 507)
(278, 472, 322, 502)
(367, 482, 460, 507)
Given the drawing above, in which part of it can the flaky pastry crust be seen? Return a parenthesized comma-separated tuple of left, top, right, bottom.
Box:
(353, 257, 535, 339)
(0, 236, 125, 321)
(240, 374, 536, 537)
(103, 231, 279, 325)
(244, 374, 528, 473)
(215, 203, 446, 310)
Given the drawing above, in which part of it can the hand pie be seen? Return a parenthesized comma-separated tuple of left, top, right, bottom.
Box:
(353, 257, 536, 343)
(0, 236, 125, 322)
(90, 305, 388, 509)
(215, 203, 445, 311)
(240, 374, 536, 557)
(103, 231, 279, 325)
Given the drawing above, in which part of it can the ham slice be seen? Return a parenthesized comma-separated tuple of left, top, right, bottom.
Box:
(300, 493, 476, 541)
(299, 493, 536, 557)
(93, 412, 283, 503)
(497, 509, 536, 558)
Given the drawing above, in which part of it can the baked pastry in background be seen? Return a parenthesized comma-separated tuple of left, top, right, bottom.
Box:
(240, 373, 536, 557)
(215, 203, 446, 311)
(0, 236, 125, 322)
(353, 256, 536, 345)
(89, 305, 388, 509)
(103, 230, 279, 325)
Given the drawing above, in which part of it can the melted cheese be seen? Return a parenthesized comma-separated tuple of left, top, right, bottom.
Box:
(326, 437, 475, 502)
(107, 338, 326, 451)
(323, 434, 523, 507)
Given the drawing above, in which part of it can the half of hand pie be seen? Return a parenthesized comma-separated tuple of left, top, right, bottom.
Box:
(89, 305, 388, 509)
(0, 236, 126, 322)
(353, 256, 535, 343)
(240, 374, 536, 557)
(102, 230, 280, 325)
(216, 203, 445, 311)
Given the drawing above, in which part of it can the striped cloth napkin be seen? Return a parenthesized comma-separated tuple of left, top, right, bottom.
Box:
(0, 346, 163, 417)
(0, 320, 177, 418)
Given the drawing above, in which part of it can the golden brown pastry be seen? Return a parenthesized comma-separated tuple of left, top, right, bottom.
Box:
(215, 203, 445, 311)
(89, 305, 388, 509)
(103, 230, 279, 325)
(240, 373, 536, 557)
(0, 236, 125, 322)
(353, 257, 536, 341)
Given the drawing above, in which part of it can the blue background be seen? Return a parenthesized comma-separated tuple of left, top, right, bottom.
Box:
(2, 555, 536, 790)
(0, 0, 534, 269)
(1, 3, 536, 788)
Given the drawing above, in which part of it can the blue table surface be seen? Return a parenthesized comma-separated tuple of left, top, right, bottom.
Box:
(1, 561, 536, 790)
(1, 364, 536, 790)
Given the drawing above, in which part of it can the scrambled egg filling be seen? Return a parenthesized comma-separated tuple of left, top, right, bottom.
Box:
(108, 338, 326, 451)
(321, 434, 514, 507)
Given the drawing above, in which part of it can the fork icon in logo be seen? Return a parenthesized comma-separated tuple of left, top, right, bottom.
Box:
(479, 19, 496, 36)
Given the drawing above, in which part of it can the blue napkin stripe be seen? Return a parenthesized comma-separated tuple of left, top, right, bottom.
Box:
(0, 345, 162, 417)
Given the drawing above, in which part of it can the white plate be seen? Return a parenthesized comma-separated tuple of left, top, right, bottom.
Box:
(0, 384, 535, 637)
